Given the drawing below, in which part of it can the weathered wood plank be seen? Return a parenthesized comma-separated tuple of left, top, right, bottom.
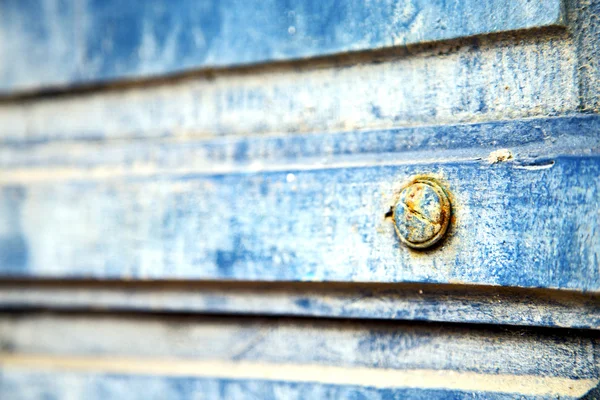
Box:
(0, 372, 570, 400)
(1, 281, 599, 329)
(0, 29, 580, 144)
(0, 313, 598, 398)
(0, 116, 599, 290)
(0, 0, 565, 93)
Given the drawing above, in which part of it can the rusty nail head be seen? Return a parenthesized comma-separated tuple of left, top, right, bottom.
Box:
(393, 178, 451, 249)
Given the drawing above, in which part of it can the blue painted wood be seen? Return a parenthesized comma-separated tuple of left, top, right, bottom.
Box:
(1, 282, 599, 329)
(0, 0, 565, 93)
(0, 115, 599, 291)
(0, 372, 583, 400)
(0, 3, 597, 399)
(573, 0, 600, 113)
(0, 28, 583, 146)
(0, 314, 598, 398)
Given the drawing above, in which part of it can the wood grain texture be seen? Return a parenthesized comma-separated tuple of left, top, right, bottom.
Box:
(0, 0, 565, 93)
(1, 116, 599, 291)
(570, 0, 600, 113)
(0, 313, 598, 398)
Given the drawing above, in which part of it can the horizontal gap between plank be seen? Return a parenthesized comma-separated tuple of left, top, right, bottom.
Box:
(1, 280, 598, 330)
(0, 26, 566, 104)
(0, 278, 598, 297)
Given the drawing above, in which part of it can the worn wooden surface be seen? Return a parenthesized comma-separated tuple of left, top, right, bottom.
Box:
(1, 281, 599, 330)
(0, 31, 583, 144)
(1, 0, 598, 144)
(1, 2, 600, 397)
(0, 0, 566, 93)
(571, 0, 600, 113)
(2, 373, 584, 400)
(1, 116, 598, 291)
(0, 313, 598, 399)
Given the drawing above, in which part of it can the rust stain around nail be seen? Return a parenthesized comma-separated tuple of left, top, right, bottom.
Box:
(393, 177, 452, 250)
